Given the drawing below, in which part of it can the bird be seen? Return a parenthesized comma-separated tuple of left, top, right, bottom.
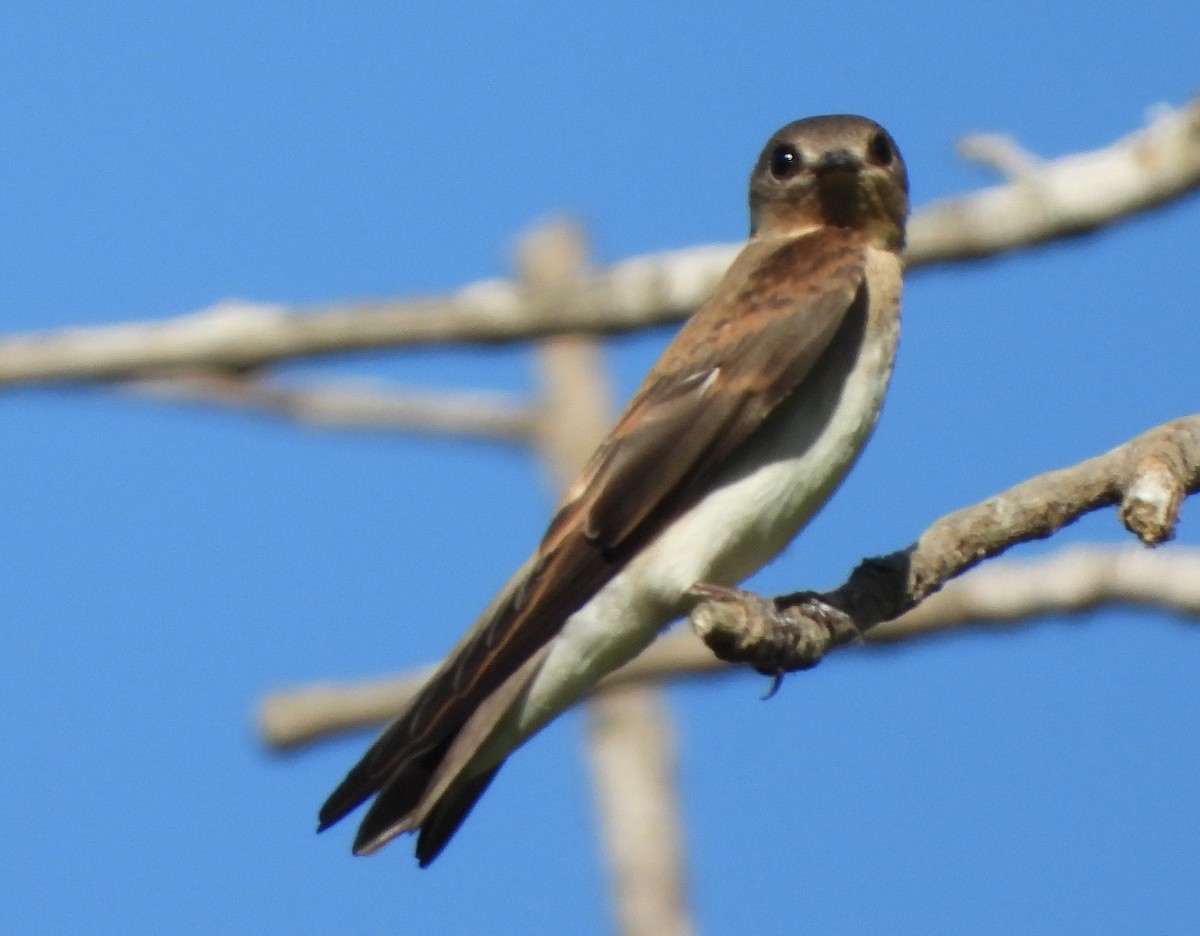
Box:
(319, 114, 910, 866)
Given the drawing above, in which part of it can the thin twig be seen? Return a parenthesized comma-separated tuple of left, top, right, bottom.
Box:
(956, 133, 1044, 178)
(129, 373, 536, 441)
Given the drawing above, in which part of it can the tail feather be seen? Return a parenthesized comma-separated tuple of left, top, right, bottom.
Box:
(348, 749, 447, 856)
(347, 642, 553, 860)
(415, 766, 503, 867)
(318, 538, 610, 861)
(318, 729, 449, 834)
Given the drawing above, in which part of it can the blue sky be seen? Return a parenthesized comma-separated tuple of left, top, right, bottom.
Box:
(2, 3, 1199, 934)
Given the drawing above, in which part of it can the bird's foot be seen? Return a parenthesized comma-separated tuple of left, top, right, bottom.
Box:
(687, 583, 861, 694)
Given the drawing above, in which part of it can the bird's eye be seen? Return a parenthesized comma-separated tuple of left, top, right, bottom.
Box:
(867, 130, 894, 166)
(768, 144, 802, 180)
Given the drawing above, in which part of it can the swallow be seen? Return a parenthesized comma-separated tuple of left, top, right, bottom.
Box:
(319, 115, 910, 866)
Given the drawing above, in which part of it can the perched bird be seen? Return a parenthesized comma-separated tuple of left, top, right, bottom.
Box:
(320, 115, 910, 866)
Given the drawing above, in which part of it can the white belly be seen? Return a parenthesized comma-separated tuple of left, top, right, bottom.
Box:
(502, 247, 901, 747)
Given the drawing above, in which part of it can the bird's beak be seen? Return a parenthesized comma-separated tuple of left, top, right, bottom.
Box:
(814, 150, 862, 176)
(814, 150, 867, 226)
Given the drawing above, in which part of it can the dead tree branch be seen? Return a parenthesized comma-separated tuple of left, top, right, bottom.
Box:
(690, 415, 1200, 674)
(1, 97, 1196, 387)
(907, 101, 1200, 263)
(129, 373, 535, 441)
(586, 686, 692, 936)
(520, 223, 693, 936)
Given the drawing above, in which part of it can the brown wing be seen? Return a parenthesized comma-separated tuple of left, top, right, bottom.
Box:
(548, 230, 869, 555)
(318, 227, 869, 858)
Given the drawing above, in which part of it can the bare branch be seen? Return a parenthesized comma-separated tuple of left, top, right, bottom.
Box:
(129, 373, 536, 441)
(586, 688, 693, 936)
(868, 544, 1200, 642)
(907, 99, 1200, 263)
(519, 222, 693, 936)
(256, 545, 1200, 750)
(956, 133, 1044, 178)
(1, 97, 1197, 386)
(259, 672, 434, 749)
(690, 414, 1200, 674)
(514, 224, 617, 488)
